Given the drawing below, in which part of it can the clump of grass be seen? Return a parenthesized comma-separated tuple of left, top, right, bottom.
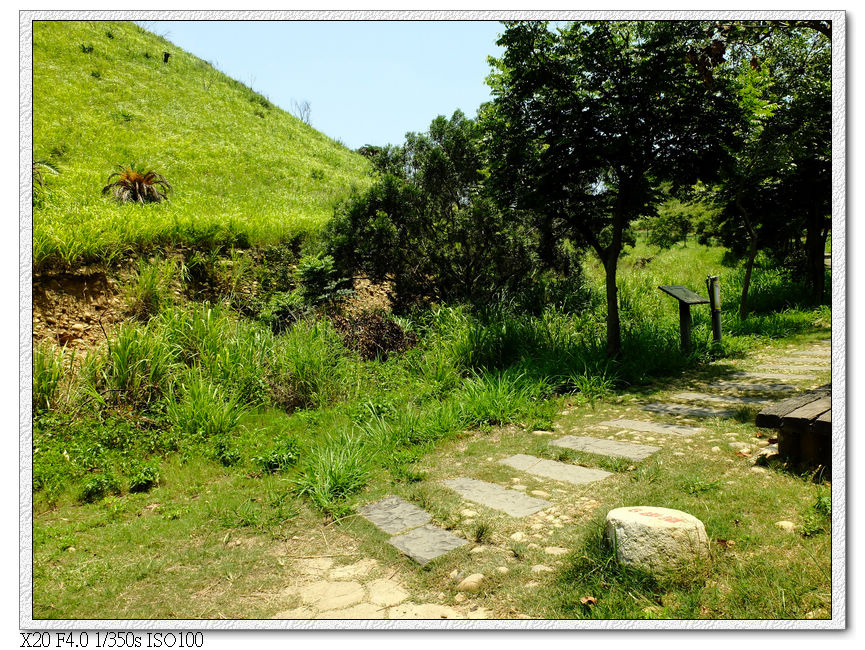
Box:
(33, 343, 70, 411)
(801, 491, 832, 537)
(90, 322, 176, 407)
(680, 477, 722, 496)
(253, 437, 301, 474)
(126, 257, 178, 320)
(458, 369, 544, 426)
(166, 372, 245, 441)
(266, 319, 348, 410)
(292, 434, 372, 518)
(472, 520, 493, 544)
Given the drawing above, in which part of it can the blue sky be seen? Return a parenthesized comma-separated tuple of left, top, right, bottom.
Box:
(142, 20, 506, 149)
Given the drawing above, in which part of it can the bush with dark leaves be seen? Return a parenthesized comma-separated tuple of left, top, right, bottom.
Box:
(332, 312, 416, 361)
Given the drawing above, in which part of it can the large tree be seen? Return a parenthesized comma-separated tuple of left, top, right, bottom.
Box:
(483, 21, 742, 356)
(704, 22, 831, 314)
(327, 110, 536, 310)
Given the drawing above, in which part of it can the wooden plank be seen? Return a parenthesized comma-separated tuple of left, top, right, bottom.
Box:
(782, 397, 832, 434)
(814, 410, 832, 436)
(755, 385, 831, 428)
(659, 285, 709, 305)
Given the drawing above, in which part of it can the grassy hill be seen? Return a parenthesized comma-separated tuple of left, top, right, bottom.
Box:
(32, 20, 372, 270)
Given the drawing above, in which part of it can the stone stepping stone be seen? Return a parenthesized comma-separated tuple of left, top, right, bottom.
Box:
(776, 355, 830, 364)
(598, 418, 703, 436)
(359, 495, 467, 566)
(670, 391, 768, 406)
(442, 477, 550, 517)
(791, 349, 830, 357)
(499, 454, 613, 485)
(757, 364, 828, 372)
(641, 403, 735, 418)
(551, 435, 659, 461)
(732, 371, 816, 382)
(709, 380, 795, 393)
(359, 496, 431, 534)
(388, 524, 468, 566)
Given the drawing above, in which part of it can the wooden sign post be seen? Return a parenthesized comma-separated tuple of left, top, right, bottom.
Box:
(658, 285, 709, 354)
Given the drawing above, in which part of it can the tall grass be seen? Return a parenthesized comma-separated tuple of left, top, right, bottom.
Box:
(292, 433, 373, 518)
(33, 343, 70, 411)
(89, 321, 177, 407)
(32, 21, 371, 269)
(166, 371, 245, 441)
(125, 257, 179, 320)
(267, 318, 350, 409)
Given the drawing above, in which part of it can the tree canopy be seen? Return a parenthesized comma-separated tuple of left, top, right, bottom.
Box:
(483, 20, 744, 355)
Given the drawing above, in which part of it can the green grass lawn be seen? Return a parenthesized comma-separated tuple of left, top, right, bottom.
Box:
(29, 24, 834, 618)
(31, 235, 832, 619)
(32, 20, 371, 269)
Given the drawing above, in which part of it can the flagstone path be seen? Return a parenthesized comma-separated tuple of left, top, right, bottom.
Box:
(276, 337, 831, 619)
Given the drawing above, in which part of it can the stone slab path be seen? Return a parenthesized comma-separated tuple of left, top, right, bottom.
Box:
(360, 496, 467, 566)
(757, 364, 828, 372)
(791, 349, 830, 357)
(442, 477, 551, 517)
(389, 524, 469, 566)
(499, 454, 614, 485)
(359, 496, 431, 534)
(273, 556, 485, 619)
(732, 371, 817, 382)
(551, 435, 659, 461)
(641, 403, 735, 418)
(670, 391, 768, 406)
(598, 418, 703, 436)
(709, 380, 795, 393)
(777, 356, 830, 364)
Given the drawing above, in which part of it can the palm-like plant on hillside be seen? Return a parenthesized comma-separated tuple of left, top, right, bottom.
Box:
(102, 164, 172, 203)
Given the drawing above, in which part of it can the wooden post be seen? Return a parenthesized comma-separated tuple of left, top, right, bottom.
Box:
(707, 275, 722, 343)
(679, 302, 692, 353)
(658, 285, 709, 356)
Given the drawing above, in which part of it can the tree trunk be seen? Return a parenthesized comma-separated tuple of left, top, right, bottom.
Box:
(604, 253, 622, 357)
(740, 237, 758, 321)
(735, 194, 759, 321)
(804, 209, 828, 303)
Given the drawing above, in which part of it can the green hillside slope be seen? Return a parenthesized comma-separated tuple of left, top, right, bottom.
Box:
(32, 20, 371, 269)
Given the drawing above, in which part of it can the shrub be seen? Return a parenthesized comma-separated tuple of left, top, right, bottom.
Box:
(331, 312, 417, 361)
(258, 290, 305, 334)
(209, 434, 242, 467)
(295, 252, 352, 307)
(79, 473, 120, 503)
(102, 164, 172, 204)
(254, 437, 302, 474)
(128, 464, 160, 493)
(326, 111, 539, 311)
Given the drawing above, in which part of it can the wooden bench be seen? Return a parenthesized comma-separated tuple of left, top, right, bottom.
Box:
(755, 384, 831, 466)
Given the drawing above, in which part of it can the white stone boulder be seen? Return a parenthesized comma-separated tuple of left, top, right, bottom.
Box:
(605, 506, 709, 575)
